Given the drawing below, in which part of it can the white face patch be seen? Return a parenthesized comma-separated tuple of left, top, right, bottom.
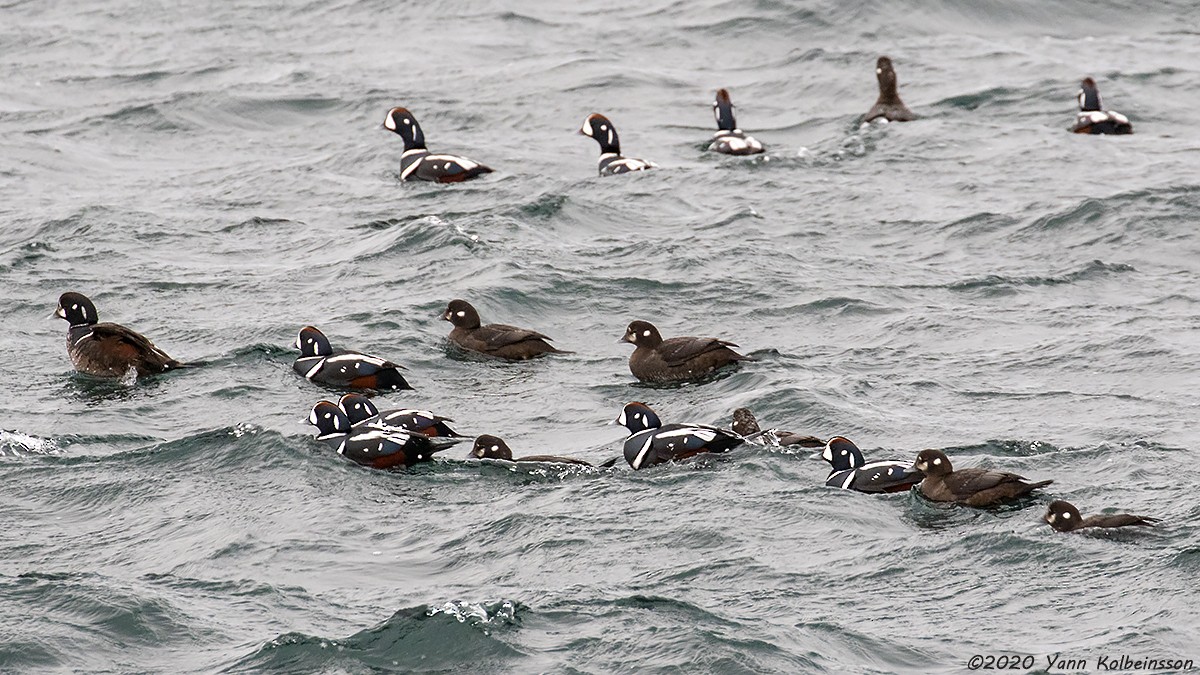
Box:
(1047, 513, 1056, 522)
(384, 113, 397, 131)
(308, 409, 319, 424)
(617, 410, 627, 425)
(1062, 512, 1072, 519)
(876, 68, 882, 75)
(932, 457, 942, 466)
(490, 445, 499, 452)
(580, 120, 593, 136)
(642, 330, 650, 337)
(456, 310, 465, 317)
(403, 118, 411, 125)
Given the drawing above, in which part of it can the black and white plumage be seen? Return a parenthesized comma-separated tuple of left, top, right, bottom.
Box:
(292, 326, 412, 392)
(614, 402, 744, 470)
(337, 393, 463, 440)
(1069, 78, 1133, 135)
(308, 400, 444, 469)
(821, 436, 924, 494)
(864, 56, 916, 123)
(383, 107, 494, 183)
(578, 113, 657, 176)
(709, 89, 764, 155)
(55, 291, 187, 378)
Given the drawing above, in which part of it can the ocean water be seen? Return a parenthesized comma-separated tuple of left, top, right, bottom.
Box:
(3, 0, 1200, 672)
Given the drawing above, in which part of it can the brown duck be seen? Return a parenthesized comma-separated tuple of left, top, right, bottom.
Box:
(442, 299, 570, 360)
(471, 434, 593, 466)
(56, 292, 186, 378)
(1044, 500, 1159, 533)
(913, 449, 1052, 507)
(864, 56, 916, 122)
(621, 320, 749, 383)
(730, 408, 823, 447)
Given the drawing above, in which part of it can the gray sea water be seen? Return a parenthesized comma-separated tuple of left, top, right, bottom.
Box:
(3, 0, 1200, 672)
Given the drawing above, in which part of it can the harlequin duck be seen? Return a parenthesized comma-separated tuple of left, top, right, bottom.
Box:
(293, 326, 412, 391)
(614, 402, 744, 470)
(822, 436, 923, 493)
(382, 107, 494, 183)
(470, 434, 593, 466)
(578, 113, 657, 176)
(912, 449, 1052, 507)
(441, 299, 570, 360)
(55, 292, 187, 378)
(337, 393, 462, 439)
(621, 320, 749, 383)
(730, 408, 824, 447)
(709, 89, 764, 155)
(1044, 500, 1159, 533)
(864, 56, 916, 122)
(1069, 78, 1133, 135)
(307, 400, 445, 469)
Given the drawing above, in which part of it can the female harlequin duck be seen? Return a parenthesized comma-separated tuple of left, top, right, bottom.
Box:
(864, 56, 916, 122)
(308, 400, 446, 469)
(730, 408, 823, 447)
(822, 436, 923, 493)
(709, 89, 764, 155)
(912, 449, 1052, 507)
(471, 434, 594, 466)
(442, 299, 570, 360)
(382, 107, 494, 183)
(621, 320, 749, 383)
(1069, 78, 1133, 135)
(337, 393, 463, 439)
(614, 402, 744, 470)
(293, 326, 412, 391)
(1044, 500, 1159, 533)
(55, 291, 187, 378)
(578, 113, 658, 176)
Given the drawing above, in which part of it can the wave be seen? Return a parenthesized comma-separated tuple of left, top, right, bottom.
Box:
(226, 601, 525, 673)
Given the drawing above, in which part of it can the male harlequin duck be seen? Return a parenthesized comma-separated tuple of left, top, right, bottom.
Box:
(1044, 500, 1159, 533)
(1069, 78, 1133, 135)
(308, 400, 445, 469)
(730, 408, 824, 447)
(912, 449, 1052, 507)
(442, 299, 570, 360)
(55, 291, 187, 378)
(864, 56, 916, 123)
(621, 320, 749, 383)
(578, 113, 658, 176)
(470, 434, 593, 466)
(293, 326, 412, 391)
(337, 393, 463, 439)
(382, 107, 494, 183)
(709, 89, 764, 155)
(614, 402, 744, 470)
(822, 436, 923, 493)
